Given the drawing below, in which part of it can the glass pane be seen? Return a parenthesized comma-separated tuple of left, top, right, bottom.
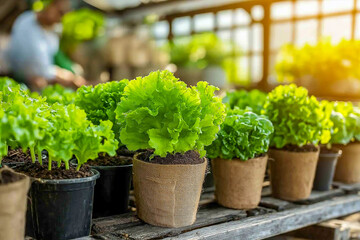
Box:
(217, 30, 232, 41)
(152, 21, 169, 39)
(252, 24, 263, 52)
(251, 55, 263, 83)
(237, 57, 250, 83)
(295, 19, 318, 46)
(322, 15, 352, 43)
(155, 39, 168, 47)
(234, 28, 249, 52)
(194, 13, 214, 32)
(252, 5, 264, 21)
(271, 1, 292, 20)
(322, 0, 353, 13)
(234, 8, 251, 25)
(217, 10, 232, 28)
(172, 17, 191, 36)
(295, 0, 319, 16)
(268, 53, 279, 84)
(270, 22, 293, 51)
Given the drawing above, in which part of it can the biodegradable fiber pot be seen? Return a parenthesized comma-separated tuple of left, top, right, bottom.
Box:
(334, 142, 360, 184)
(91, 164, 132, 218)
(269, 148, 319, 201)
(133, 154, 207, 228)
(212, 155, 268, 209)
(313, 148, 341, 191)
(0, 167, 30, 240)
(28, 170, 99, 240)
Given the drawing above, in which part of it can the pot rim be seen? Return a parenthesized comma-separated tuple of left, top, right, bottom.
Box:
(134, 152, 207, 166)
(320, 147, 342, 158)
(69, 158, 132, 169)
(213, 154, 268, 162)
(270, 145, 320, 153)
(22, 169, 100, 185)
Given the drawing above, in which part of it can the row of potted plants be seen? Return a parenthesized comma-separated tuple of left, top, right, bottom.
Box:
(1, 74, 360, 240)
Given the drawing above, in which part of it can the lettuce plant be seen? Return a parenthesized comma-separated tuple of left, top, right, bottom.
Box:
(206, 108, 273, 160)
(0, 77, 29, 93)
(323, 101, 360, 145)
(276, 39, 360, 85)
(223, 89, 267, 115)
(264, 84, 332, 148)
(44, 104, 118, 170)
(115, 70, 226, 157)
(42, 84, 76, 105)
(0, 85, 118, 170)
(2, 88, 51, 163)
(75, 80, 129, 142)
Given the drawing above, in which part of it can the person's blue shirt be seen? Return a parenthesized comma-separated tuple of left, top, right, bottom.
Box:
(6, 11, 59, 83)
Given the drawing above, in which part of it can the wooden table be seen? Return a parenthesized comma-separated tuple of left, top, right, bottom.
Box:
(75, 182, 360, 240)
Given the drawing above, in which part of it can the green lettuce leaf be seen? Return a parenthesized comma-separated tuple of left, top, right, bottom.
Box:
(75, 80, 129, 143)
(116, 70, 225, 157)
(206, 108, 273, 160)
(264, 84, 332, 148)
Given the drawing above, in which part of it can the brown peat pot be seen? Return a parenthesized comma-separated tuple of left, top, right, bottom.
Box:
(133, 153, 207, 228)
(334, 142, 360, 183)
(269, 147, 319, 201)
(212, 155, 268, 209)
(0, 167, 30, 240)
(313, 147, 341, 191)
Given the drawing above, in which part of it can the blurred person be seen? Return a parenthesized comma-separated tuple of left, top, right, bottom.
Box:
(6, 0, 86, 91)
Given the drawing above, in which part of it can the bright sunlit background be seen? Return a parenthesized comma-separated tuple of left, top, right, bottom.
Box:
(0, 0, 359, 98)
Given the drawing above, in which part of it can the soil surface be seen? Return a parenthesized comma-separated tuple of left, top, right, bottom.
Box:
(0, 167, 25, 184)
(116, 146, 136, 157)
(273, 144, 318, 152)
(15, 162, 93, 180)
(87, 154, 133, 166)
(138, 150, 205, 165)
(2, 148, 33, 163)
(320, 146, 340, 154)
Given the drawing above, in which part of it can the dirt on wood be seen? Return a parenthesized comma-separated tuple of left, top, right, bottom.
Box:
(138, 150, 205, 165)
(15, 162, 93, 180)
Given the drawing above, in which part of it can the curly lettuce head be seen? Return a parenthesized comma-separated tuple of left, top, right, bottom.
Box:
(264, 84, 332, 148)
(115, 70, 226, 157)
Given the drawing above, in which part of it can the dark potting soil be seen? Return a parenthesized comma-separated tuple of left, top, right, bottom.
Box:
(138, 150, 205, 165)
(0, 167, 25, 184)
(116, 146, 136, 157)
(87, 154, 133, 166)
(320, 146, 340, 154)
(15, 162, 93, 180)
(274, 144, 318, 152)
(2, 148, 33, 163)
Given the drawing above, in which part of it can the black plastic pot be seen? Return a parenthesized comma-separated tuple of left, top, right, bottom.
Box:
(27, 169, 99, 240)
(313, 148, 342, 191)
(91, 164, 132, 218)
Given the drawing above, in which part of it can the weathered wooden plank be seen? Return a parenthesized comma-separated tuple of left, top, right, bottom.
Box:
(333, 181, 360, 193)
(91, 211, 140, 234)
(94, 203, 247, 240)
(165, 194, 360, 240)
(260, 196, 297, 211)
(261, 186, 272, 197)
(246, 206, 276, 217)
(285, 221, 350, 240)
(294, 189, 345, 205)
